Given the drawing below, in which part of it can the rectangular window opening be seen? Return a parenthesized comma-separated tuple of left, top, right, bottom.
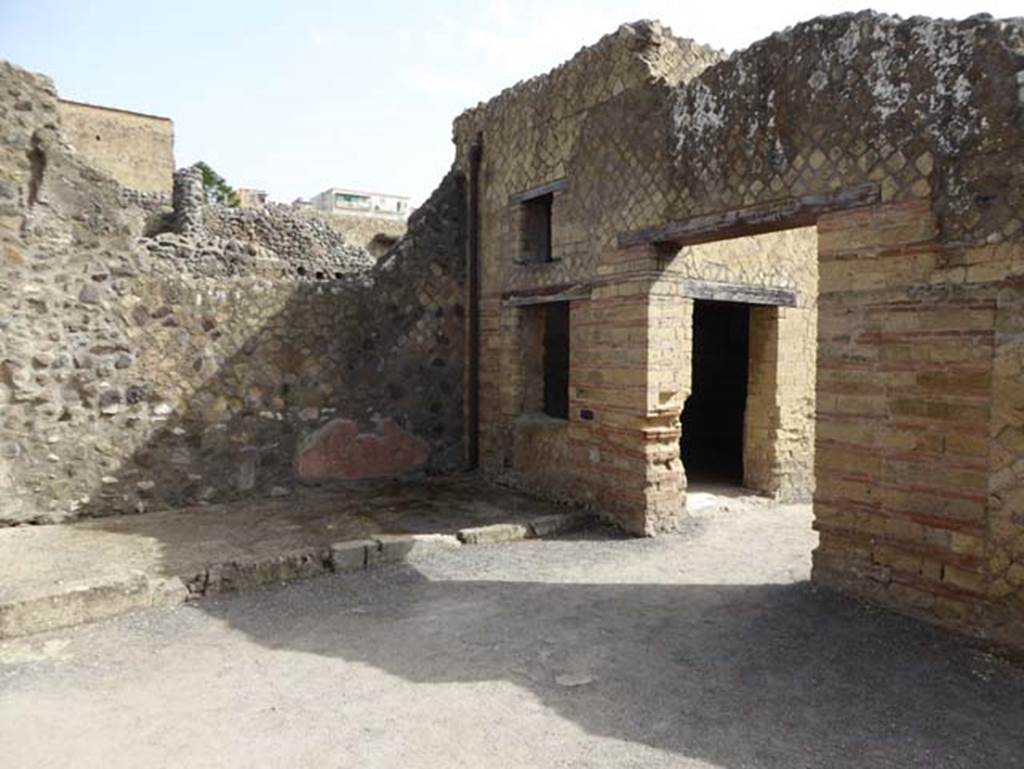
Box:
(542, 302, 570, 419)
(521, 193, 553, 264)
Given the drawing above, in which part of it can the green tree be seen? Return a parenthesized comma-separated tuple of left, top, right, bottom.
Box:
(193, 161, 240, 207)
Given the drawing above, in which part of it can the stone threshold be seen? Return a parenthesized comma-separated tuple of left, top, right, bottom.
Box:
(0, 512, 591, 641)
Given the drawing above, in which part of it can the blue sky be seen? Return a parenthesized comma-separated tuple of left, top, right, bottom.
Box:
(1, 0, 1019, 205)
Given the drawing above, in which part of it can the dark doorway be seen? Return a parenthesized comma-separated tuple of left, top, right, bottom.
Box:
(681, 300, 750, 485)
(542, 302, 570, 419)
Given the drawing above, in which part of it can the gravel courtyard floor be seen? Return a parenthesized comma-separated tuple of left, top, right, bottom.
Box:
(2, 489, 1023, 768)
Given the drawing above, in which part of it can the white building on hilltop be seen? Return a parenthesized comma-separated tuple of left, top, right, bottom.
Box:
(308, 187, 410, 220)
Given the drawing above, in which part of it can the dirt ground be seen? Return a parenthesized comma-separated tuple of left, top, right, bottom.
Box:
(2, 489, 1023, 769)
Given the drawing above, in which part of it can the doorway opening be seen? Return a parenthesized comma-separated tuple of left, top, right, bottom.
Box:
(681, 300, 750, 485)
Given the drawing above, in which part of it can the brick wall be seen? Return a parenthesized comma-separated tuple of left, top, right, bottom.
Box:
(663, 229, 819, 502)
(456, 23, 725, 530)
(812, 201, 1023, 646)
(457, 23, 819, 531)
(455, 12, 1024, 649)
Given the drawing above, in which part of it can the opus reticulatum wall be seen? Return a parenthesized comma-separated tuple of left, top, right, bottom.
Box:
(456, 13, 1024, 649)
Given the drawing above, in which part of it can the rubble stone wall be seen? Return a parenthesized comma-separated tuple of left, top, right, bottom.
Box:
(200, 199, 376, 276)
(1, 62, 465, 525)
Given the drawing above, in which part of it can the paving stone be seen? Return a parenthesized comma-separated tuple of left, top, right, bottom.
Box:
(457, 523, 531, 545)
(369, 533, 461, 564)
(330, 539, 375, 571)
(203, 548, 331, 594)
(528, 512, 590, 538)
(0, 574, 188, 639)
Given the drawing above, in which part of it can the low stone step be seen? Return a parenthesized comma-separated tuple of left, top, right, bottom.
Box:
(0, 574, 188, 640)
(0, 511, 593, 641)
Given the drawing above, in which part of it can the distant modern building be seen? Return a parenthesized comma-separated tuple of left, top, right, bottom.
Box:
(309, 187, 410, 220)
(236, 188, 268, 208)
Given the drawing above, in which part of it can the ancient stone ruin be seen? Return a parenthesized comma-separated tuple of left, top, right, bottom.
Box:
(1, 60, 465, 523)
(2, 11, 1023, 651)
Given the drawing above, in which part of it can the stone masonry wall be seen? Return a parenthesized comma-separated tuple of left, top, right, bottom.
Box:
(456, 12, 1024, 652)
(197, 193, 375, 276)
(454, 22, 818, 527)
(662, 14, 1024, 647)
(454, 23, 734, 522)
(57, 99, 174, 195)
(1, 61, 465, 525)
(325, 212, 407, 253)
(668, 13, 1023, 245)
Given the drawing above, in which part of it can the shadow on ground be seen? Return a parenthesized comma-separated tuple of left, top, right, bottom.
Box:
(200, 557, 1024, 768)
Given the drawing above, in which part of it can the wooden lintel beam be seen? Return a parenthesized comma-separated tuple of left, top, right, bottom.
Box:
(617, 183, 880, 248)
(509, 178, 569, 205)
(502, 282, 590, 306)
(676, 280, 798, 307)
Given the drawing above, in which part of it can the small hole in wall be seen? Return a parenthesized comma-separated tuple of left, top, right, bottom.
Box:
(95, 135, 101, 141)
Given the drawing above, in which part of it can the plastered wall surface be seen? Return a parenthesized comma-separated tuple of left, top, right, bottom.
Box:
(57, 99, 173, 195)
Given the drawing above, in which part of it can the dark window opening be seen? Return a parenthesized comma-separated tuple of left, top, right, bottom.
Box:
(27, 138, 46, 208)
(681, 300, 749, 485)
(521, 193, 553, 263)
(542, 302, 570, 419)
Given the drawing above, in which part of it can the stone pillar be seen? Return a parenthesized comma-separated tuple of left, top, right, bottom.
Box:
(744, 306, 781, 494)
(772, 305, 818, 500)
(565, 244, 690, 535)
(986, 274, 1024, 647)
(570, 276, 668, 534)
(172, 166, 204, 235)
(642, 282, 692, 530)
(744, 304, 818, 501)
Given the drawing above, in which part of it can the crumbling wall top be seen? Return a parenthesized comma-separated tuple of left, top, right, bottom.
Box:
(668, 11, 1024, 242)
(453, 20, 722, 149)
